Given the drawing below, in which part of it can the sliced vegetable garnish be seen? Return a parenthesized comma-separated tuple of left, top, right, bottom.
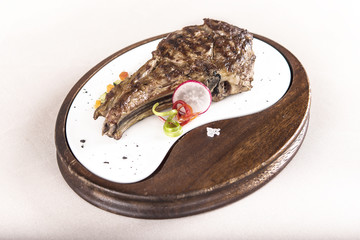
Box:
(172, 80, 212, 115)
(163, 119, 182, 137)
(99, 92, 107, 103)
(113, 79, 121, 85)
(152, 103, 178, 117)
(94, 99, 101, 109)
(94, 71, 129, 109)
(107, 84, 114, 93)
(152, 80, 212, 136)
(119, 71, 129, 80)
(173, 100, 199, 126)
(152, 103, 183, 137)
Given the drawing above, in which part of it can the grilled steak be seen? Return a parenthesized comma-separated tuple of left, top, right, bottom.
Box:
(94, 18, 256, 139)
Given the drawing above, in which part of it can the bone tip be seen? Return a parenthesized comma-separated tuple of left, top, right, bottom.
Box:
(102, 122, 117, 137)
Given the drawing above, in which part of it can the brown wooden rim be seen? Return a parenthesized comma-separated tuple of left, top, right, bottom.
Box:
(55, 33, 311, 219)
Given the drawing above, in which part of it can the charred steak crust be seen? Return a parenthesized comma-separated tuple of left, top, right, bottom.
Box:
(94, 19, 256, 139)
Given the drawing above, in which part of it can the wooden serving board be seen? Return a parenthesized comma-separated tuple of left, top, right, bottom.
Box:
(55, 33, 310, 219)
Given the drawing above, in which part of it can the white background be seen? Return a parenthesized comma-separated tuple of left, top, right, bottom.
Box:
(1, 0, 359, 239)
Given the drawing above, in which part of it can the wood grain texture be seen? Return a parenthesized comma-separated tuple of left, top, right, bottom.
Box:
(55, 33, 310, 219)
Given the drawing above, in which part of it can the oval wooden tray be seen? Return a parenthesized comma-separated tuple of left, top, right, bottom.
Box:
(55, 33, 310, 219)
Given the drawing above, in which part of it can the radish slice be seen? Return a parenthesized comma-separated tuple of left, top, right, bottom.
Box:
(172, 80, 212, 114)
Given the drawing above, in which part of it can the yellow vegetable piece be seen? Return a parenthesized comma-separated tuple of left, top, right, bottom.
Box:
(107, 84, 114, 93)
(94, 100, 101, 109)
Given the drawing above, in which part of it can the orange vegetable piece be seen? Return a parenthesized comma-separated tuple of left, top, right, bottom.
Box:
(107, 84, 114, 93)
(119, 71, 129, 80)
(94, 100, 101, 109)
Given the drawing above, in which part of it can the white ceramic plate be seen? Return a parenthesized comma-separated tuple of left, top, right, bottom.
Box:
(65, 37, 291, 183)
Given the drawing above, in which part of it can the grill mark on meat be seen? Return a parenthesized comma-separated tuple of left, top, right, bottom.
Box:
(94, 19, 256, 139)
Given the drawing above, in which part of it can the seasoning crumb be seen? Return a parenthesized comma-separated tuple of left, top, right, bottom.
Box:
(104, 161, 109, 164)
(122, 156, 127, 159)
(80, 139, 85, 148)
